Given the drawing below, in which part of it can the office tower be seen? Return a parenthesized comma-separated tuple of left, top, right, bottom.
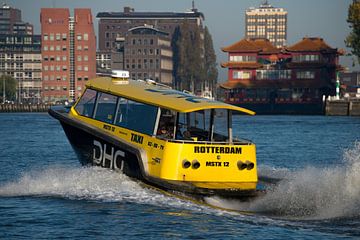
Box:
(41, 8, 96, 103)
(245, 0, 287, 48)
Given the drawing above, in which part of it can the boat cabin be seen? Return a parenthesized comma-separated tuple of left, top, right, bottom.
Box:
(73, 77, 254, 144)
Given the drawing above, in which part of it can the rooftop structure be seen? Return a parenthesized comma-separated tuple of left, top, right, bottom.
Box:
(245, 1, 287, 48)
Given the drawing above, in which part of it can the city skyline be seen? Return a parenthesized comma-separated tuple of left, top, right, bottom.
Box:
(4, 0, 358, 81)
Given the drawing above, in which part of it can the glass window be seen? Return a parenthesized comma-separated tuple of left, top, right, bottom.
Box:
(115, 99, 158, 135)
(177, 110, 211, 141)
(213, 109, 228, 141)
(94, 92, 118, 123)
(75, 88, 97, 117)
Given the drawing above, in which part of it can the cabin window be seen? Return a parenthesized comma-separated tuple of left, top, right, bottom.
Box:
(74, 88, 97, 117)
(176, 109, 230, 142)
(115, 98, 158, 135)
(94, 92, 118, 123)
(213, 109, 229, 141)
(157, 109, 176, 139)
(177, 110, 211, 141)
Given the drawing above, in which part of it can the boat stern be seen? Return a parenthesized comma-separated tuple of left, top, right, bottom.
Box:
(158, 141, 258, 191)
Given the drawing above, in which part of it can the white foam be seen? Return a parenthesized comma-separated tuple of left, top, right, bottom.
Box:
(0, 166, 197, 210)
(205, 142, 360, 220)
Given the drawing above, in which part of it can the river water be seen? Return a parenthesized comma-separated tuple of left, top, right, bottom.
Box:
(0, 113, 359, 239)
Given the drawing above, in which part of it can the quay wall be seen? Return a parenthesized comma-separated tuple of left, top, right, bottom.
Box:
(325, 100, 360, 116)
(0, 104, 50, 113)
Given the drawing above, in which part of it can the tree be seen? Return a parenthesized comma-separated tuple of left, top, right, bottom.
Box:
(172, 24, 217, 96)
(346, 0, 360, 65)
(204, 26, 218, 98)
(0, 75, 17, 102)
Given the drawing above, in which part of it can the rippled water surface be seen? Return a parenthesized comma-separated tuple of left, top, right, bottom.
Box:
(0, 113, 359, 239)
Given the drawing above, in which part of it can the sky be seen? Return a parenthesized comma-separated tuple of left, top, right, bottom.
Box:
(5, 0, 359, 81)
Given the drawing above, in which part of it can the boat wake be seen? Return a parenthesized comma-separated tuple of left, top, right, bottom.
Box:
(0, 166, 198, 210)
(205, 142, 360, 220)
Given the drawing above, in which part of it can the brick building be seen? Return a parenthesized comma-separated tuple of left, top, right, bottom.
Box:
(221, 37, 342, 114)
(96, 6, 204, 52)
(40, 8, 96, 103)
(96, 6, 203, 87)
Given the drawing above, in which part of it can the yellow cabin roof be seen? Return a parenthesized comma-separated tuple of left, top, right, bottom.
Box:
(86, 77, 255, 115)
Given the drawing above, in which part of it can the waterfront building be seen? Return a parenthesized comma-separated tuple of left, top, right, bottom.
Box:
(221, 37, 342, 114)
(0, 3, 33, 35)
(245, 0, 287, 48)
(123, 25, 173, 84)
(40, 8, 96, 103)
(0, 34, 42, 103)
(0, 4, 40, 103)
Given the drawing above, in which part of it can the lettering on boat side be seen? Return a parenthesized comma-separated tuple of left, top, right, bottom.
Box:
(145, 89, 212, 103)
(103, 124, 115, 132)
(131, 133, 143, 144)
(147, 141, 164, 150)
(194, 146, 242, 154)
(205, 161, 230, 167)
(93, 140, 125, 170)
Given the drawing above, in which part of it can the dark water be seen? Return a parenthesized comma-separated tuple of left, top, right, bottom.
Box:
(0, 113, 359, 239)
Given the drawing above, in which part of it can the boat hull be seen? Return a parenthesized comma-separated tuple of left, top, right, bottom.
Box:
(50, 108, 146, 180)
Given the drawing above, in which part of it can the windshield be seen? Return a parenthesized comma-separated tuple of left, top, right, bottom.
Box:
(176, 109, 230, 142)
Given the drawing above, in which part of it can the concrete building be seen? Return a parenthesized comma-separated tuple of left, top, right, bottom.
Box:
(0, 3, 33, 35)
(96, 51, 124, 74)
(0, 34, 42, 103)
(123, 26, 173, 84)
(0, 4, 39, 103)
(245, 0, 287, 48)
(40, 8, 96, 103)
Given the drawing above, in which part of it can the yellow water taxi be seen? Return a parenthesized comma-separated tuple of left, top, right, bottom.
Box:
(49, 71, 261, 200)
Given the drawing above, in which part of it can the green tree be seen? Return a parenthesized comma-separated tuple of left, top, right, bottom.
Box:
(172, 22, 205, 92)
(204, 26, 218, 98)
(346, 0, 360, 64)
(0, 75, 17, 102)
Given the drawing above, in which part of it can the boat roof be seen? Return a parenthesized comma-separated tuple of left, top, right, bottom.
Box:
(86, 77, 255, 115)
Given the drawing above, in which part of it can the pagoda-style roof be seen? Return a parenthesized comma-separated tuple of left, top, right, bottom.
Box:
(220, 79, 332, 89)
(221, 62, 263, 69)
(222, 38, 280, 54)
(286, 37, 337, 53)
